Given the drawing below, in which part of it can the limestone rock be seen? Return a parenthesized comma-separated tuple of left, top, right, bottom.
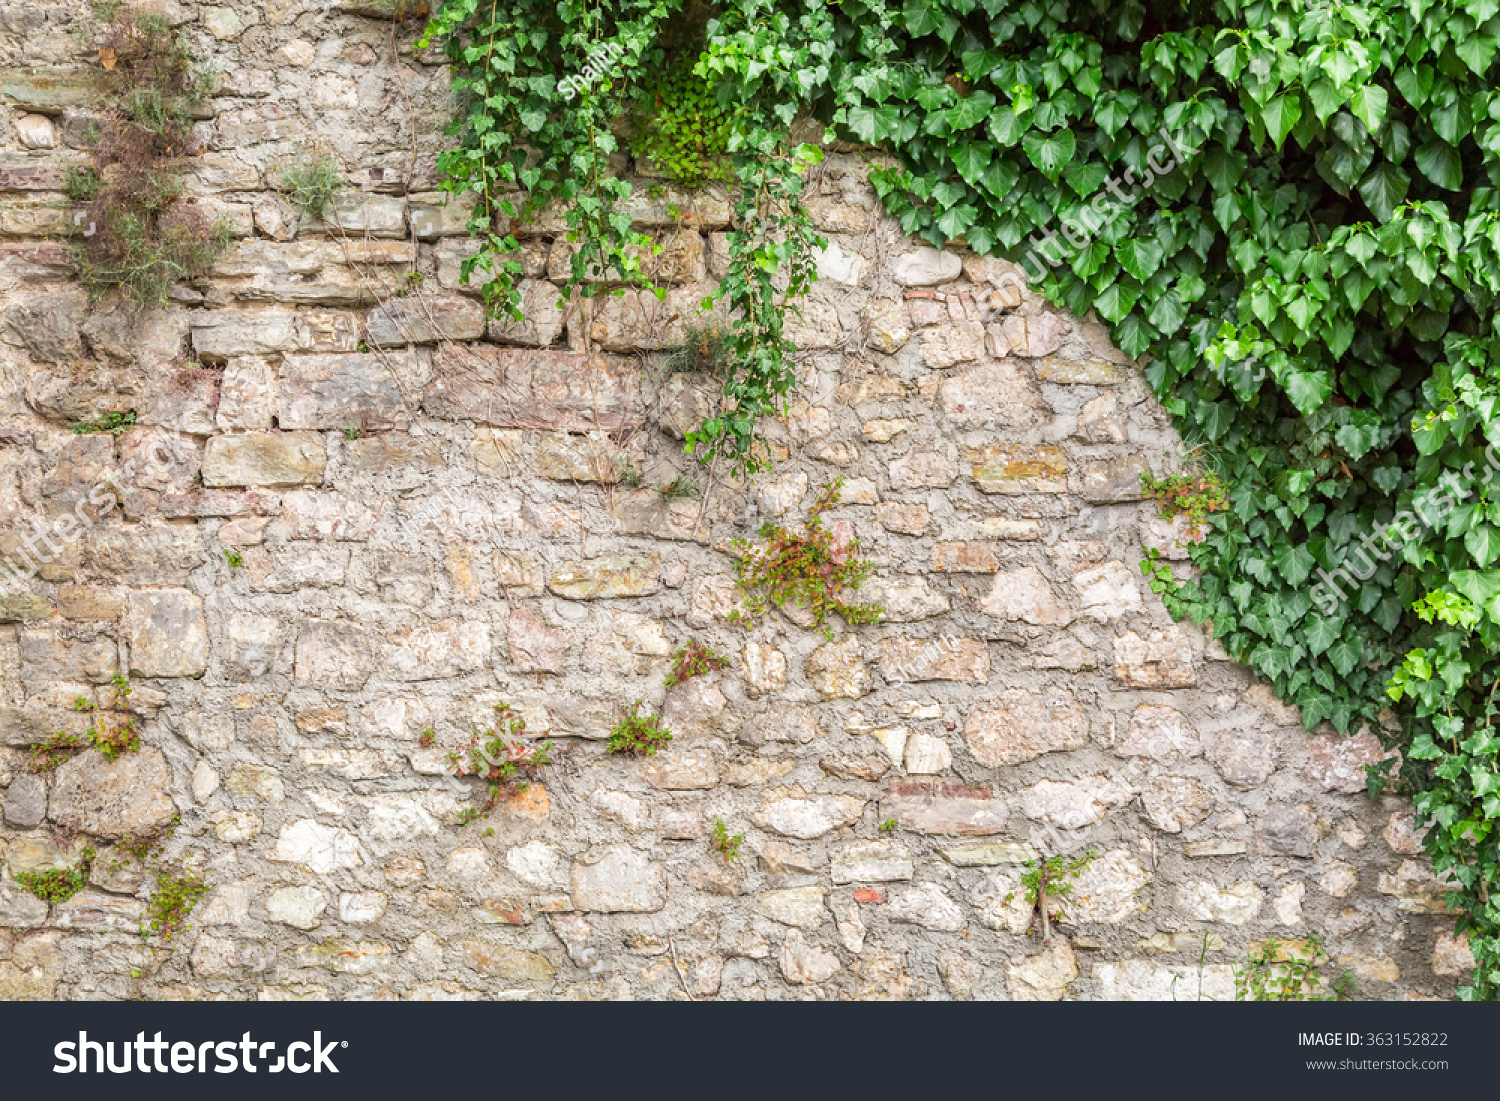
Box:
(754, 789, 866, 839)
(126, 588, 208, 677)
(50, 748, 176, 838)
(571, 845, 668, 912)
(202, 432, 326, 487)
(964, 687, 1089, 766)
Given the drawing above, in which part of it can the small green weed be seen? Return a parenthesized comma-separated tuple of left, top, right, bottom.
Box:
(222, 548, 243, 568)
(659, 320, 733, 377)
(710, 817, 743, 863)
(663, 639, 729, 689)
(606, 700, 673, 756)
(728, 479, 883, 639)
(1235, 935, 1355, 1001)
(276, 150, 343, 220)
(30, 731, 89, 772)
(1007, 849, 1097, 943)
(65, 165, 103, 202)
(879, 817, 896, 833)
(16, 847, 95, 904)
(446, 704, 556, 823)
(1140, 466, 1228, 542)
(143, 866, 209, 942)
(70, 410, 136, 436)
(658, 476, 698, 501)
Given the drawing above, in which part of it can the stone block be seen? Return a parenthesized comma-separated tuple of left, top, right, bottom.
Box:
(278, 352, 418, 430)
(202, 432, 326, 487)
(50, 747, 176, 838)
(126, 588, 208, 677)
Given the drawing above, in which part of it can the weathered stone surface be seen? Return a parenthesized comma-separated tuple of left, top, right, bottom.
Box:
(202, 432, 326, 487)
(882, 781, 1006, 835)
(266, 886, 328, 930)
(383, 619, 491, 681)
(755, 885, 826, 928)
(966, 443, 1068, 494)
(294, 619, 371, 688)
(887, 883, 964, 931)
(50, 748, 176, 838)
(270, 819, 363, 873)
(0, 883, 48, 928)
(754, 789, 866, 839)
(878, 637, 988, 684)
(549, 556, 659, 600)
(780, 930, 841, 984)
(1072, 562, 1142, 620)
(536, 434, 636, 484)
(1113, 627, 1197, 687)
(1069, 851, 1150, 923)
(641, 747, 720, 791)
(1258, 804, 1319, 858)
(1092, 960, 1235, 1001)
(1176, 881, 1264, 924)
(1007, 939, 1078, 1001)
(1304, 731, 1395, 794)
(1207, 727, 1278, 788)
(980, 567, 1071, 625)
(277, 353, 415, 430)
(806, 635, 871, 699)
(964, 688, 1089, 766)
(1142, 777, 1214, 833)
(888, 448, 957, 489)
(571, 846, 668, 912)
(919, 321, 986, 368)
(507, 605, 563, 673)
(892, 247, 962, 286)
(1022, 776, 1133, 830)
(366, 297, 486, 346)
(831, 842, 914, 884)
(1120, 705, 1200, 760)
(461, 941, 555, 982)
(126, 588, 208, 677)
(3, 773, 45, 827)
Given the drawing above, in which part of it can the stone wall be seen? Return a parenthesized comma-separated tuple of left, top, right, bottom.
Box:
(0, 0, 1469, 1000)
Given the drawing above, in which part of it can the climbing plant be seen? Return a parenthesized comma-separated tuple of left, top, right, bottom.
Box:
(422, 0, 1500, 996)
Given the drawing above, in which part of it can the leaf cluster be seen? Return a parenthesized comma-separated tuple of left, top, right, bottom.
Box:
(727, 478, 882, 638)
(605, 700, 673, 756)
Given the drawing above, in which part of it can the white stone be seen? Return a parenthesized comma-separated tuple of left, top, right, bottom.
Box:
(1071, 562, 1143, 620)
(886, 883, 964, 931)
(814, 239, 869, 286)
(779, 930, 841, 984)
(892, 247, 962, 286)
(266, 886, 327, 930)
(339, 892, 388, 923)
(270, 819, 362, 873)
(1092, 960, 1236, 1001)
(755, 885, 826, 928)
(191, 760, 220, 803)
(14, 114, 54, 149)
(754, 790, 866, 839)
(1175, 881, 1264, 925)
(903, 731, 952, 774)
(506, 840, 565, 889)
(1020, 776, 1132, 830)
(1067, 850, 1150, 924)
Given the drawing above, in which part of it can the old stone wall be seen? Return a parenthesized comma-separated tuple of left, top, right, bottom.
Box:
(0, 0, 1469, 1000)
